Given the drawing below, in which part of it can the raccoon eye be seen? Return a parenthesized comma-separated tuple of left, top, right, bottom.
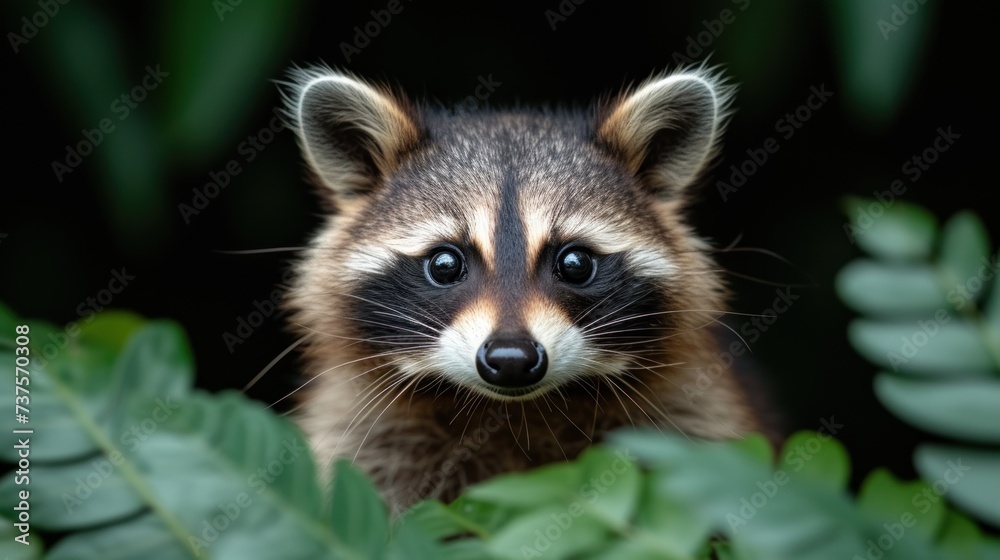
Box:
(556, 246, 595, 285)
(425, 248, 465, 286)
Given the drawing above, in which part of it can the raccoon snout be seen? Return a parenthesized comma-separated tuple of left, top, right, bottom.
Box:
(475, 337, 548, 388)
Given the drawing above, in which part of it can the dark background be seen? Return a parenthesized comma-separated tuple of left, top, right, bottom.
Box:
(2, 0, 995, 488)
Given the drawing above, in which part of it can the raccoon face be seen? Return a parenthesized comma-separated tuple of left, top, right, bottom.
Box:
(286, 67, 730, 402)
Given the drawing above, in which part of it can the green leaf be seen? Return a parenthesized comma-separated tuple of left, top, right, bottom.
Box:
(578, 446, 641, 527)
(836, 260, 946, 315)
(434, 539, 491, 560)
(106, 321, 194, 435)
(76, 311, 147, 353)
(330, 460, 389, 558)
(0, 524, 41, 558)
(730, 433, 776, 464)
(915, 444, 1000, 527)
(711, 541, 737, 560)
(448, 495, 520, 536)
(0, 350, 111, 462)
(0, 321, 193, 463)
(484, 505, 609, 560)
(827, 0, 934, 126)
(848, 319, 996, 375)
(464, 461, 581, 507)
(842, 197, 937, 260)
(386, 514, 449, 560)
(0, 458, 143, 531)
(936, 511, 984, 559)
(939, 212, 990, 288)
(875, 375, 1000, 443)
(984, 251, 1000, 334)
(129, 392, 347, 559)
(576, 536, 689, 560)
(400, 500, 469, 541)
(617, 431, 867, 560)
(45, 513, 190, 560)
(633, 476, 710, 557)
(857, 469, 945, 540)
(778, 431, 851, 491)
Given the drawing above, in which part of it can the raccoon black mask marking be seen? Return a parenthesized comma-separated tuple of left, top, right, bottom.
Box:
(282, 66, 762, 512)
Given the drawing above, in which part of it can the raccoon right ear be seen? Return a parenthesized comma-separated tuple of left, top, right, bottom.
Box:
(596, 68, 732, 198)
(283, 67, 421, 199)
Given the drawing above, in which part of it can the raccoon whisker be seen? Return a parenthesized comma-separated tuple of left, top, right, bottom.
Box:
(352, 373, 425, 464)
(581, 326, 679, 339)
(547, 387, 593, 442)
(338, 371, 412, 455)
(693, 405, 745, 440)
(455, 397, 477, 436)
(572, 283, 638, 324)
(613, 375, 669, 429)
(532, 398, 568, 461)
(520, 401, 530, 453)
(266, 352, 410, 410)
(450, 391, 482, 424)
(371, 310, 445, 335)
(701, 243, 818, 287)
(333, 362, 411, 421)
(616, 375, 695, 442)
(597, 375, 637, 429)
(577, 289, 658, 333)
(708, 316, 752, 354)
(595, 348, 685, 371)
(242, 335, 310, 391)
(581, 310, 675, 335)
(704, 267, 812, 289)
(346, 317, 441, 341)
(591, 380, 602, 437)
(627, 366, 745, 441)
(456, 395, 488, 443)
(581, 308, 745, 335)
(341, 292, 448, 330)
(213, 246, 312, 255)
(292, 322, 438, 353)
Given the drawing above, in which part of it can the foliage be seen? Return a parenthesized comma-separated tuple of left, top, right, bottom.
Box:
(2, 302, 999, 559)
(837, 200, 1000, 527)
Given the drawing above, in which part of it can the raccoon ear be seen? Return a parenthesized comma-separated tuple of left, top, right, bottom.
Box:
(597, 69, 731, 197)
(284, 67, 421, 199)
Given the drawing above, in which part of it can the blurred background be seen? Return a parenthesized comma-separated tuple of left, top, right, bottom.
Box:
(2, 0, 994, 490)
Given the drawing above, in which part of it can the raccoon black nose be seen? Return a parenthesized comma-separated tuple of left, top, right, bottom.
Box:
(476, 338, 547, 388)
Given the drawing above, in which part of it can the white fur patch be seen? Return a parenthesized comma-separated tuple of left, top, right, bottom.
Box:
(429, 300, 496, 385)
(469, 207, 495, 269)
(383, 216, 462, 257)
(425, 297, 631, 401)
(521, 204, 677, 280)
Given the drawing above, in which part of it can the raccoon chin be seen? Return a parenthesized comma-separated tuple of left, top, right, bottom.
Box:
(472, 383, 551, 401)
(416, 375, 565, 402)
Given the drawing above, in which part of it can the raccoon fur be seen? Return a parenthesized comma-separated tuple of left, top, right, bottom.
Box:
(282, 66, 765, 513)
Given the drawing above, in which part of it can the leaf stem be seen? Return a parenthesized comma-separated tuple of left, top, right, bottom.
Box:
(39, 367, 206, 559)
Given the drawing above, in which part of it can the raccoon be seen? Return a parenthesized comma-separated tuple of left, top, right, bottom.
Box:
(282, 66, 764, 513)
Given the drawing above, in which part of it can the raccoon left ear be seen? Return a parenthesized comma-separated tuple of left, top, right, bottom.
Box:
(283, 67, 422, 199)
(597, 69, 732, 197)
